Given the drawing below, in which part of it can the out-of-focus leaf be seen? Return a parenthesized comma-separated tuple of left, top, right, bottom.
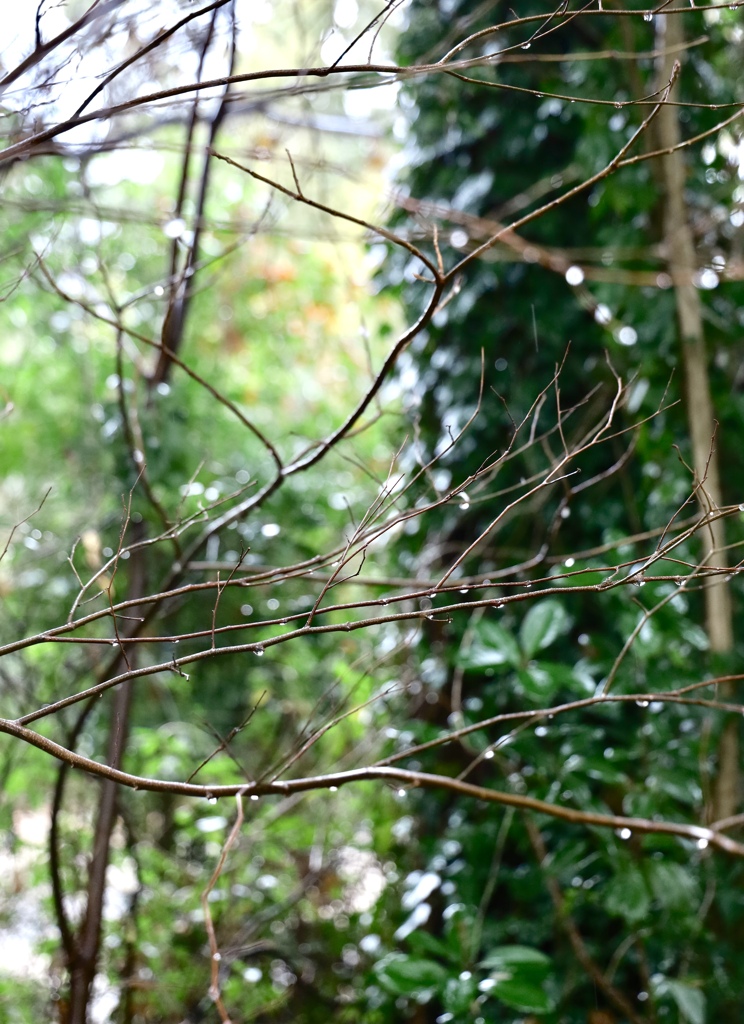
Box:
(654, 977, 706, 1024)
(458, 618, 521, 669)
(488, 977, 554, 1013)
(479, 944, 551, 978)
(443, 973, 478, 1014)
(647, 860, 698, 911)
(479, 946, 554, 1011)
(406, 929, 457, 964)
(373, 954, 449, 996)
(519, 600, 571, 659)
(518, 660, 574, 702)
(604, 865, 651, 925)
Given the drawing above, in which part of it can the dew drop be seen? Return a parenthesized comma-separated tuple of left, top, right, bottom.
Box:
(521, 41, 531, 49)
(207, 795, 217, 804)
(329, 785, 339, 792)
(254, 646, 265, 657)
(696, 837, 708, 849)
(484, 749, 495, 760)
(250, 794, 259, 801)
(643, 11, 653, 20)
(618, 827, 632, 839)
(636, 700, 649, 708)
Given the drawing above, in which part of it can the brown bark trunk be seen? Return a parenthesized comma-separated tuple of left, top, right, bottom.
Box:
(68, 534, 146, 1023)
(655, 7, 737, 821)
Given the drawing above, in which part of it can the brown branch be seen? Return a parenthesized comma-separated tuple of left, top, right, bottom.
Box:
(200, 794, 244, 1022)
(0, 0, 122, 93)
(3, 729, 742, 855)
(151, 3, 236, 387)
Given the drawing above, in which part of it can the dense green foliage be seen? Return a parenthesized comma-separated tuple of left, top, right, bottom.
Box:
(365, 2, 744, 1022)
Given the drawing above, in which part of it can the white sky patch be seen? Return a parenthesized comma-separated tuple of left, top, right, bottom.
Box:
(344, 78, 400, 119)
(335, 0, 360, 30)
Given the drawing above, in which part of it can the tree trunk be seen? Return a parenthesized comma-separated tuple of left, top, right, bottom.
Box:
(655, 6, 737, 821)
(67, 534, 146, 1023)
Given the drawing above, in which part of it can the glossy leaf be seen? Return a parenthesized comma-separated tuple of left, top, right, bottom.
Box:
(373, 954, 449, 999)
(519, 600, 571, 659)
(458, 618, 521, 670)
(479, 944, 551, 978)
(487, 977, 555, 1014)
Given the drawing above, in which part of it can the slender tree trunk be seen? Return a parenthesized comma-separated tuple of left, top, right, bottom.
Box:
(655, 7, 737, 821)
(68, 534, 146, 1023)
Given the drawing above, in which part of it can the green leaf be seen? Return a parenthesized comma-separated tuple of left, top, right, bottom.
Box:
(647, 861, 698, 911)
(458, 618, 521, 670)
(406, 930, 458, 964)
(479, 946, 554, 1013)
(488, 977, 554, 1013)
(519, 599, 571, 659)
(442, 974, 478, 1015)
(373, 954, 449, 996)
(479, 944, 551, 978)
(604, 866, 651, 925)
(655, 978, 706, 1024)
(517, 660, 575, 702)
